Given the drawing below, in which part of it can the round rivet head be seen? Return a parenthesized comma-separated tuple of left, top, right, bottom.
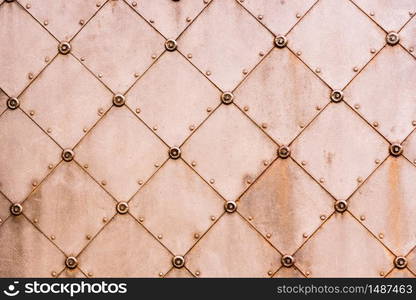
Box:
(386, 31, 400, 46)
(330, 90, 344, 102)
(10, 203, 23, 216)
(394, 256, 408, 269)
(172, 255, 185, 268)
(221, 92, 234, 105)
(224, 200, 237, 213)
(5, 0, 15, 2)
(7, 97, 19, 110)
(169, 147, 181, 159)
(277, 145, 290, 159)
(65, 256, 78, 269)
(274, 35, 288, 48)
(58, 41, 71, 54)
(116, 201, 129, 214)
(390, 143, 403, 156)
(113, 94, 125, 107)
(62, 149, 74, 162)
(334, 200, 348, 213)
(281, 255, 295, 268)
(165, 39, 177, 51)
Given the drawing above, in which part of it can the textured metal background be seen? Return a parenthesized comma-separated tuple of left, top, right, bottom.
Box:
(1, 0, 416, 278)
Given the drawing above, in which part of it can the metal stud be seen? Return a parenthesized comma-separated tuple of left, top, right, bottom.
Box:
(10, 203, 23, 216)
(62, 149, 75, 162)
(58, 41, 71, 55)
(386, 32, 400, 46)
(389, 143, 403, 156)
(7, 97, 19, 110)
(394, 256, 408, 269)
(224, 200, 237, 213)
(116, 202, 129, 214)
(221, 92, 234, 105)
(281, 254, 295, 268)
(277, 145, 290, 159)
(113, 94, 125, 107)
(172, 255, 185, 268)
(165, 39, 178, 51)
(65, 256, 78, 269)
(274, 35, 288, 48)
(334, 200, 348, 213)
(169, 146, 181, 159)
(5, 0, 15, 3)
(330, 90, 344, 102)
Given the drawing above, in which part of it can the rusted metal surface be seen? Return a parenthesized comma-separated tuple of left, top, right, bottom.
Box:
(0, 0, 416, 278)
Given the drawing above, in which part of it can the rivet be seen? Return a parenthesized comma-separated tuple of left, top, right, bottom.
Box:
(243, 106, 249, 111)
(242, 69, 248, 75)
(303, 233, 308, 238)
(155, 163, 160, 168)
(354, 104, 360, 109)
(32, 180, 38, 187)
(116, 202, 129, 214)
(206, 107, 212, 113)
(195, 271, 200, 276)
(409, 47, 414, 52)
(210, 216, 216, 221)
(79, 19, 85, 25)
(138, 180, 143, 185)
(299, 122, 305, 128)
(191, 161, 197, 167)
(50, 235, 55, 240)
(379, 272, 384, 277)
(10, 203, 23, 216)
(187, 53, 193, 59)
(261, 123, 268, 129)
(330, 90, 344, 102)
(44, 56, 50, 63)
(378, 233, 384, 239)
(149, 19, 154, 23)
(375, 159, 380, 164)
(296, 51, 302, 56)
(48, 164, 54, 169)
(203, 0, 208, 3)
(135, 108, 141, 114)
(315, 106, 321, 111)
(263, 160, 269, 166)
(370, 11, 375, 16)
(372, 121, 379, 127)
(257, 15, 263, 20)
(7, 97, 20, 110)
(65, 256, 78, 269)
(189, 124, 195, 131)
(51, 271, 57, 277)
(102, 217, 108, 223)
(301, 161, 307, 166)
(370, 48, 376, 54)
(394, 256, 408, 269)
(221, 92, 234, 104)
(281, 255, 295, 268)
(157, 234, 163, 239)
(86, 234, 92, 240)
(62, 149, 75, 162)
(88, 272, 93, 277)
(26, 3, 31, 9)
(113, 94, 125, 107)
(132, 1, 137, 7)
(96, 2, 101, 7)
(151, 54, 157, 59)
(248, 216, 253, 221)
(268, 270, 273, 276)
(246, 179, 252, 184)
(81, 57, 85, 61)
(152, 126, 158, 131)
(296, 13, 301, 18)
(28, 73, 34, 80)
(47, 128, 52, 133)
(274, 35, 288, 48)
(33, 218, 38, 223)
(159, 272, 163, 277)
(360, 215, 366, 221)
(30, 110, 35, 116)
(410, 11, 415, 16)
(386, 31, 400, 46)
(353, 66, 359, 72)
(101, 180, 107, 186)
(277, 145, 290, 159)
(194, 233, 200, 239)
(412, 120, 416, 126)
(58, 41, 71, 55)
(259, 51, 264, 56)
(186, 17, 192, 22)
(83, 128, 87, 133)
(43, 20, 49, 26)
(334, 200, 348, 213)
(169, 146, 181, 159)
(134, 73, 140, 78)
(139, 217, 144, 222)
(319, 178, 325, 184)
(320, 214, 326, 220)
(266, 233, 271, 239)
(315, 68, 321, 73)
(224, 200, 237, 213)
(305, 271, 310, 276)
(83, 164, 88, 169)
(209, 179, 215, 184)
(390, 143, 403, 156)
(357, 177, 363, 183)
(414, 160, 416, 164)
(98, 73, 103, 78)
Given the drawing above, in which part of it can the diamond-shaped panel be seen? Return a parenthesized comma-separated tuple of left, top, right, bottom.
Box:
(75, 107, 168, 201)
(24, 162, 116, 255)
(291, 102, 389, 200)
(344, 46, 416, 143)
(403, 130, 416, 164)
(186, 214, 281, 277)
(234, 48, 329, 145)
(387, 268, 415, 278)
(0, 1, 57, 96)
(401, 17, 416, 57)
(0, 215, 65, 277)
(408, 247, 416, 274)
(127, 51, 220, 146)
(178, 0, 274, 91)
(288, 0, 385, 89)
(129, 159, 223, 254)
(58, 268, 87, 278)
(182, 105, 276, 200)
(349, 157, 416, 255)
(352, 0, 416, 31)
(130, 0, 208, 38)
(71, 0, 165, 93)
(0, 110, 61, 203)
(239, 158, 334, 254)
(20, 55, 113, 148)
(23, 0, 102, 41)
(295, 213, 394, 277)
(0, 192, 11, 224)
(273, 266, 305, 278)
(0, 89, 7, 113)
(240, 0, 317, 35)
(165, 268, 194, 278)
(78, 215, 172, 277)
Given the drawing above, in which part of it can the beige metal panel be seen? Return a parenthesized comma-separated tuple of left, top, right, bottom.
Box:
(0, 193, 11, 224)
(234, 48, 329, 145)
(20, 55, 113, 148)
(165, 268, 194, 278)
(403, 130, 416, 164)
(178, 0, 273, 91)
(58, 268, 87, 278)
(0, 1, 57, 96)
(182, 105, 276, 201)
(71, 0, 165, 93)
(400, 17, 416, 57)
(22, 0, 101, 41)
(349, 157, 416, 255)
(129, 0, 208, 39)
(295, 213, 394, 277)
(387, 268, 415, 278)
(0, 110, 61, 203)
(75, 107, 168, 202)
(273, 266, 306, 278)
(78, 215, 172, 277)
(291, 102, 389, 200)
(0, 216, 65, 277)
(352, 0, 416, 31)
(127, 51, 220, 146)
(240, 0, 317, 35)
(129, 159, 223, 254)
(239, 158, 333, 254)
(24, 162, 116, 256)
(186, 213, 281, 277)
(344, 46, 416, 143)
(287, 0, 385, 89)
